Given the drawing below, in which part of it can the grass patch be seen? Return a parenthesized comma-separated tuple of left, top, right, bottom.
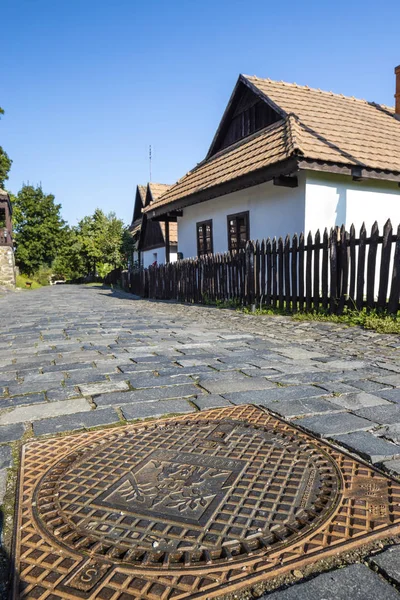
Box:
(241, 305, 400, 334)
(15, 274, 42, 290)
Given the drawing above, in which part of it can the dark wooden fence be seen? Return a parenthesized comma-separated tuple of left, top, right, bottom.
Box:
(129, 220, 400, 314)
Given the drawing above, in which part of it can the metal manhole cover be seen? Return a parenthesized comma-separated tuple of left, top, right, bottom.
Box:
(13, 405, 400, 599)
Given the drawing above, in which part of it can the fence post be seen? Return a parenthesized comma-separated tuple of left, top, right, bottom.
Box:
(377, 219, 392, 310)
(366, 221, 379, 310)
(388, 224, 400, 315)
(329, 228, 338, 314)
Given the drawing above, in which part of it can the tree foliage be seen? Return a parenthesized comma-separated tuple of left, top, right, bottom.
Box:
(74, 209, 125, 276)
(10, 181, 129, 281)
(0, 107, 12, 188)
(11, 185, 67, 275)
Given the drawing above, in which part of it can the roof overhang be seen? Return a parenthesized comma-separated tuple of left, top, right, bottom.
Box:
(147, 157, 300, 219)
(299, 159, 400, 184)
(147, 158, 400, 220)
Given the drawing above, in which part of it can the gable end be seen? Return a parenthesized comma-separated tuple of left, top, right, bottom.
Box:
(208, 79, 282, 157)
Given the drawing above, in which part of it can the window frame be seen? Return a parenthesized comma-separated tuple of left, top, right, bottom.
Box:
(227, 211, 250, 253)
(196, 219, 213, 256)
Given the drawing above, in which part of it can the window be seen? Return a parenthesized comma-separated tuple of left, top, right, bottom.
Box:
(227, 211, 249, 252)
(0, 208, 6, 229)
(196, 220, 213, 256)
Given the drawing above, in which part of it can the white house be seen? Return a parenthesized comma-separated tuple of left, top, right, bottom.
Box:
(138, 183, 178, 268)
(144, 66, 400, 259)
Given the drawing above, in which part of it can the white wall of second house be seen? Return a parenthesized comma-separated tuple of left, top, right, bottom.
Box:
(142, 247, 177, 268)
(305, 172, 400, 235)
(177, 174, 307, 259)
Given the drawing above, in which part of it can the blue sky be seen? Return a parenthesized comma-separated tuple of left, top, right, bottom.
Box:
(1, 0, 399, 226)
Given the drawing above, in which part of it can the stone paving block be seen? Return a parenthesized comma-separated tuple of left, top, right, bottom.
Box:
(33, 408, 120, 436)
(0, 445, 12, 469)
(6, 381, 61, 396)
(0, 398, 91, 425)
(121, 399, 195, 421)
(346, 379, 394, 393)
(354, 404, 400, 425)
(370, 545, 400, 585)
(198, 376, 276, 395)
(46, 386, 82, 402)
(66, 370, 109, 384)
(296, 412, 375, 437)
(129, 374, 191, 389)
(276, 347, 327, 360)
(42, 362, 94, 373)
(94, 384, 201, 407)
(269, 370, 348, 385)
(224, 385, 330, 405)
(263, 563, 400, 600)
(375, 389, 400, 403)
(326, 392, 391, 410)
(264, 397, 344, 418)
(78, 380, 130, 396)
(0, 423, 25, 443)
(332, 431, 400, 463)
(318, 359, 368, 371)
(192, 395, 232, 410)
(372, 374, 400, 387)
(22, 372, 65, 384)
(117, 363, 158, 373)
(177, 358, 222, 367)
(315, 381, 363, 395)
(0, 392, 46, 409)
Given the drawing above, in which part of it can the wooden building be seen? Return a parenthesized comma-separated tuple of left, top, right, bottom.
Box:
(0, 189, 16, 287)
(138, 183, 178, 267)
(128, 184, 147, 268)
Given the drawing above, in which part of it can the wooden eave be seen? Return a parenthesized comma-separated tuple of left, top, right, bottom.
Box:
(299, 159, 400, 184)
(147, 157, 400, 221)
(148, 157, 300, 219)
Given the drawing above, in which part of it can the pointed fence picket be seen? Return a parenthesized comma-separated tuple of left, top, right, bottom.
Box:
(129, 220, 400, 315)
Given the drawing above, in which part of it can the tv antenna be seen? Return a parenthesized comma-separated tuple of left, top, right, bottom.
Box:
(149, 145, 152, 182)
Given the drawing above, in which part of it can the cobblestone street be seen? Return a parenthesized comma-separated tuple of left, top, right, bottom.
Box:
(2, 285, 400, 598)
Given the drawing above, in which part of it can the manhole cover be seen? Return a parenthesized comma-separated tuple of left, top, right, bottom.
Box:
(13, 405, 400, 599)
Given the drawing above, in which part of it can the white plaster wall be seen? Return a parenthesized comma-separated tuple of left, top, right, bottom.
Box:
(142, 247, 166, 268)
(142, 247, 177, 268)
(177, 174, 306, 259)
(305, 172, 400, 235)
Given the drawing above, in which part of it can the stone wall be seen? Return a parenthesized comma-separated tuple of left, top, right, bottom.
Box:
(0, 246, 16, 287)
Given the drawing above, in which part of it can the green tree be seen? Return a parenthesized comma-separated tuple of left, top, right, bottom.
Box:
(0, 107, 12, 188)
(76, 209, 125, 276)
(11, 185, 67, 275)
(52, 227, 84, 280)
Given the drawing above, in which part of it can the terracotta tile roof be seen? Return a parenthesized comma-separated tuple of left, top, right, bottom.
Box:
(246, 76, 400, 172)
(145, 76, 400, 213)
(137, 184, 147, 204)
(146, 118, 295, 209)
(147, 183, 172, 203)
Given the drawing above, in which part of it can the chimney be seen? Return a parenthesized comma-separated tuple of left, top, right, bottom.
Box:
(396, 65, 400, 116)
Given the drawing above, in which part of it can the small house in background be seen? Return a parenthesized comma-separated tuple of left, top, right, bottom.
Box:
(128, 184, 147, 268)
(145, 65, 400, 259)
(0, 189, 16, 287)
(138, 183, 178, 268)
